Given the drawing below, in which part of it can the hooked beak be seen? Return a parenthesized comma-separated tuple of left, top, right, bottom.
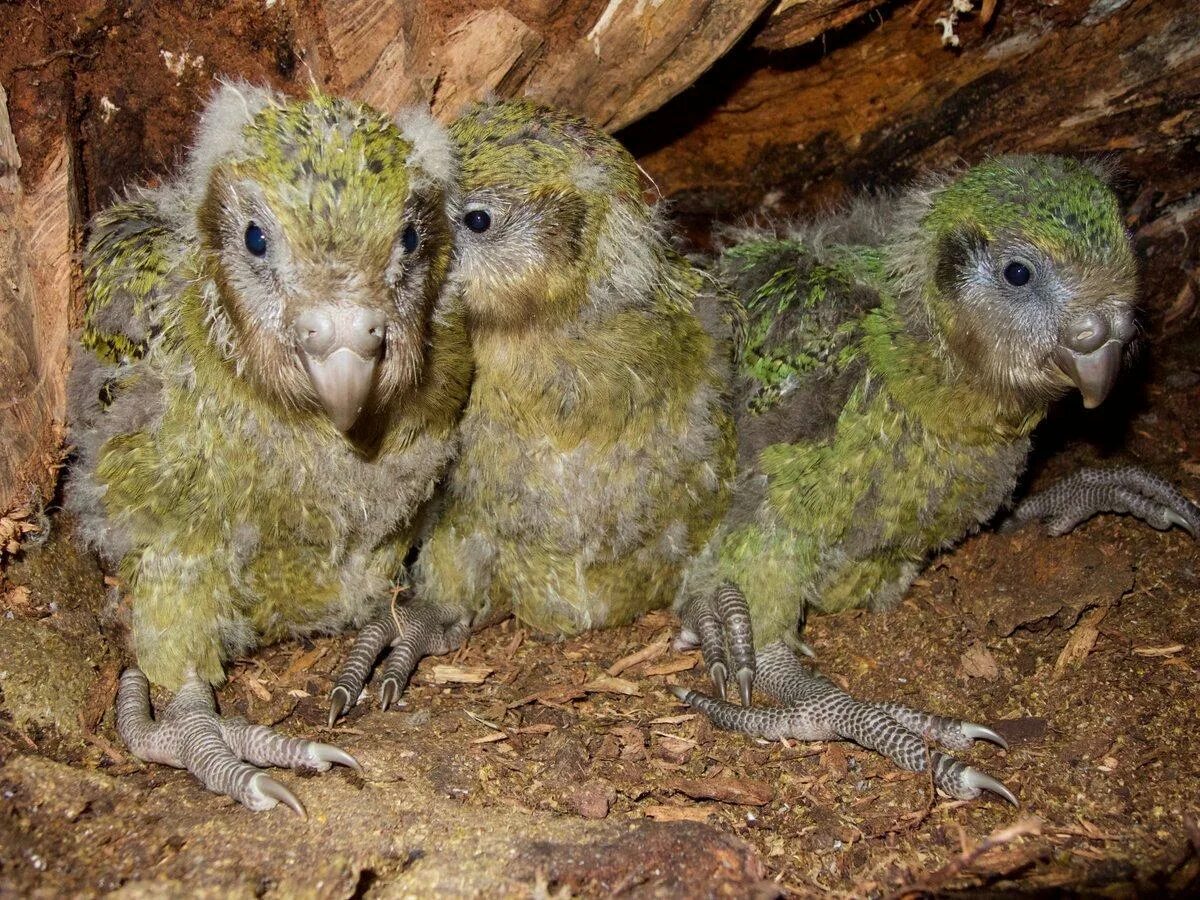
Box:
(1052, 310, 1136, 409)
(293, 306, 386, 432)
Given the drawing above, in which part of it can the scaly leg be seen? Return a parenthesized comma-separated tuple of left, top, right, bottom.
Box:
(328, 598, 471, 725)
(675, 582, 757, 706)
(672, 641, 1016, 804)
(117, 667, 358, 816)
(1004, 465, 1199, 537)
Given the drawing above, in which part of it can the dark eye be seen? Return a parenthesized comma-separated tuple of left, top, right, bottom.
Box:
(1003, 261, 1031, 287)
(464, 209, 491, 233)
(244, 223, 267, 257)
(402, 224, 419, 254)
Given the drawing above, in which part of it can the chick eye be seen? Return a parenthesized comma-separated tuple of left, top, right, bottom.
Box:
(464, 209, 491, 233)
(244, 223, 268, 257)
(402, 224, 419, 254)
(1003, 261, 1032, 287)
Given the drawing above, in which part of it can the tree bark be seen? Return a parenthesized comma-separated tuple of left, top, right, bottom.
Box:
(0, 86, 73, 526)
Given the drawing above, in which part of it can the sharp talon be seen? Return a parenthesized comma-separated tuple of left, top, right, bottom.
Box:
(1163, 509, 1197, 537)
(797, 642, 816, 659)
(709, 663, 727, 699)
(736, 668, 754, 707)
(253, 773, 307, 818)
(668, 685, 691, 703)
(963, 723, 1009, 751)
(328, 687, 349, 729)
(380, 678, 399, 712)
(963, 768, 1018, 806)
(313, 743, 361, 772)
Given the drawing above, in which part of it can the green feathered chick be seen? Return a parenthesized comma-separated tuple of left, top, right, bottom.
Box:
(328, 99, 738, 719)
(674, 155, 1197, 804)
(66, 82, 472, 814)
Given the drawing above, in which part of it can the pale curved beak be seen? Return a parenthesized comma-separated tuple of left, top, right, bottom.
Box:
(293, 306, 386, 431)
(1052, 310, 1136, 409)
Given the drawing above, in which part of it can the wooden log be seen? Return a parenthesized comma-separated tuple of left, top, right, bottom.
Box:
(310, 0, 777, 130)
(0, 86, 73, 523)
(753, 0, 888, 51)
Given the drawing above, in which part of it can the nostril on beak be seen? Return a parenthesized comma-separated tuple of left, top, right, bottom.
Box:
(1063, 312, 1108, 355)
(350, 309, 387, 358)
(294, 310, 337, 359)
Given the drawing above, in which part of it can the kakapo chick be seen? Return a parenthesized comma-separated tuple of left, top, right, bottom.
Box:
(66, 83, 472, 814)
(328, 100, 741, 720)
(673, 156, 1199, 803)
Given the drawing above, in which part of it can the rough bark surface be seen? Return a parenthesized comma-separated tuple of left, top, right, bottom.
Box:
(0, 86, 72, 526)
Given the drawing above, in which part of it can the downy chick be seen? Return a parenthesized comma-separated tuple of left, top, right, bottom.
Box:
(67, 83, 472, 814)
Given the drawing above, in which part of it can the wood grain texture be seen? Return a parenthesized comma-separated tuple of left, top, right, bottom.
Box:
(0, 86, 72, 519)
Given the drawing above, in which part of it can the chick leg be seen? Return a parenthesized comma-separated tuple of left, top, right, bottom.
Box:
(1004, 465, 1199, 537)
(675, 582, 756, 706)
(117, 667, 358, 816)
(671, 641, 1015, 804)
(328, 598, 471, 725)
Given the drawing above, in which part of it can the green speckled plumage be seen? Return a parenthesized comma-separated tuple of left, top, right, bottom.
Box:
(416, 100, 736, 637)
(711, 156, 1136, 650)
(67, 86, 472, 690)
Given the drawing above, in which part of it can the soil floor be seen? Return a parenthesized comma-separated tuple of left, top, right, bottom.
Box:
(2, 332, 1199, 899)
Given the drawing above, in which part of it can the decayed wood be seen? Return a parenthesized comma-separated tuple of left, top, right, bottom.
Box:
(0, 86, 72, 520)
(753, 0, 888, 51)
(313, 0, 777, 130)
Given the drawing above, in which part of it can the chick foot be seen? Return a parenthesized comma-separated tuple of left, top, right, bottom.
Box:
(676, 582, 756, 706)
(671, 641, 1015, 804)
(1004, 465, 1199, 537)
(117, 667, 358, 816)
(328, 598, 471, 725)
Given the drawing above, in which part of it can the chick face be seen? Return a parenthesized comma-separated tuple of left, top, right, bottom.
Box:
(193, 87, 453, 431)
(920, 156, 1137, 409)
(447, 100, 642, 330)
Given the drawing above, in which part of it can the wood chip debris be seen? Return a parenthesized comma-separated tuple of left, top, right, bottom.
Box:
(642, 657, 698, 676)
(580, 675, 640, 696)
(606, 640, 668, 676)
(959, 642, 1000, 680)
(285, 645, 328, 676)
(1131, 644, 1184, 657)
(470, 731, 509, 745)
(666, 775, 774, 806)
(431, 664, 494, 685)
(241, 672, 273, 702)
(643, 803, 713, 823)
(1053, 605, 1108, 679)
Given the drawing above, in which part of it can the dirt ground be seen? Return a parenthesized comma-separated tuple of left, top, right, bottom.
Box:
(2, 319, 1198, 896)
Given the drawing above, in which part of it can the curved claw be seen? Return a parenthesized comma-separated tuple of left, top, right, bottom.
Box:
(380, 677, 400, 712)
(962, 722, 1009, 750)
(311, 743, 361, 772)
(252, 772, 307, 818)
(709, 662, 728, 700)
(962, 767, 1018, 806)
(736, 668, 754, 708)
(1163, 508, 1197, 538)
(328, 686, 351, 729)
(797, 642, 816, 659)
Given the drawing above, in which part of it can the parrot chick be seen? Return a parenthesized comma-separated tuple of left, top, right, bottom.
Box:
(328, 99, 738, 720)
(673, 155, 1198, 804)
(66, 82, 473, 814)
